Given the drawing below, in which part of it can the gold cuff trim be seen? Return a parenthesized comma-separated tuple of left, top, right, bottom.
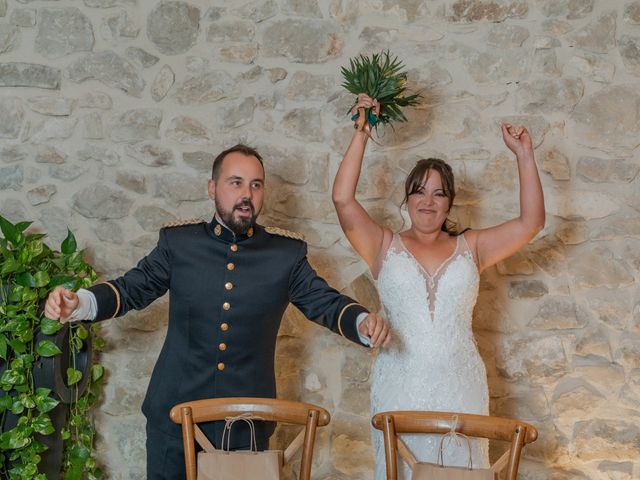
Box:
(104, 282, 121, 319)
(337, 302, 359, 337)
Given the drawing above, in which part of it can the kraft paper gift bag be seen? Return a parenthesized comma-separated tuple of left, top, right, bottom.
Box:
(195, 414, 282, 480)
(410, 419, 495, 480)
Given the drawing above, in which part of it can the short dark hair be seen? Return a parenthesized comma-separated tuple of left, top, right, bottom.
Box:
(211, 144, 264, 180)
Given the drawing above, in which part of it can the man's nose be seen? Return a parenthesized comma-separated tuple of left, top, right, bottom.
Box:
(240, 184, 253, 199)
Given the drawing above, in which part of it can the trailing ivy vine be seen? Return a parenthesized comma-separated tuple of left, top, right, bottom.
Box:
(0, 215, 106, 479)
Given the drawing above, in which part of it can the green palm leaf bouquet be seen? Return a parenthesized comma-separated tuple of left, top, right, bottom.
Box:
(341, 50, 420, 131)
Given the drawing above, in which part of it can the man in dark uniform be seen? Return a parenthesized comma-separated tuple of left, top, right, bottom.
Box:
(44, 144, 391, 479)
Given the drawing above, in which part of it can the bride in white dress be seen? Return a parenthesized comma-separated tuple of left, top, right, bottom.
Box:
(332, 94, 545, 479)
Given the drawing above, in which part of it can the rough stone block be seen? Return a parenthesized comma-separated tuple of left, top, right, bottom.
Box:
(574, 419, 640, 461)
(156, 172, 207, 203)
(134, 205, 176, 231)
(125, 47, 159, 68)
(27, 96, 74, 116)
(78, 144, 119, 166)
(125, 142, 173, 167)
(0, 164, 23, 189)
(147, 1, 199, 55)
(36, 7, 94, 58)
(72, 183, 133, 219)
(447, 0, 528, 22)
(567, 11, 616, 54)
(174, 70, 236, 105)
(262, 19, 341, 63)
(0, 97, 23, 138)
(10, 8, 36, 27)
(27, 184, 56, 205)
(569, 246, 634, 289)
(0, 63, 61, 89)
(537, 0, 593, 19)
(0, 22, 18, 53)
(165, 115, 211, 144)
(150, 64, 174, 102)
(109, 108, 162, 142)
(67, 51, 145, 97)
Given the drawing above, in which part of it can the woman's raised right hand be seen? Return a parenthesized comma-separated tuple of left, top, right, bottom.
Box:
(352, 93, 380, 131)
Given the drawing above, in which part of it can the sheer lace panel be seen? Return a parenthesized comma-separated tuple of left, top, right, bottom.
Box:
(389, 234, 471, 319)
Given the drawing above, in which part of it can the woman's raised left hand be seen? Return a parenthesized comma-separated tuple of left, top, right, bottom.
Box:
(501, 123, 533, 159)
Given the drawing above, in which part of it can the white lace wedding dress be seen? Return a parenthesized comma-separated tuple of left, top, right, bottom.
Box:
(371, 233, 489, 480)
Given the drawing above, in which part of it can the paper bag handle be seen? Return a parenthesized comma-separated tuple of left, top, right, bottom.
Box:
(436, 415, 474, 470)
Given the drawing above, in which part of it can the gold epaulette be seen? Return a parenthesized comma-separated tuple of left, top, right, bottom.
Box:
(265, 226, 305, 241)
(162, 218, 204, 228)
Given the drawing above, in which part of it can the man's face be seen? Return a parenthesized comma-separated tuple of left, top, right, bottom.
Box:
(208, 152, 265, 235)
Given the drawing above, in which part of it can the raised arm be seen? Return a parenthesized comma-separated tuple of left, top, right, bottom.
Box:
(332, 94, 388, 272)
(470, 124, 545, 272)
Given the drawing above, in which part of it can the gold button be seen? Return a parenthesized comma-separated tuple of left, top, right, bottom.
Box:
(225, 282, 233, 290)
(222, 302, 231, 311)
(230, 244, 238, 252)
(217, 362, 225, 371)
(227, 262, 235, 271)
(220, 323, 229, 331)
(219, 343, 227, 351)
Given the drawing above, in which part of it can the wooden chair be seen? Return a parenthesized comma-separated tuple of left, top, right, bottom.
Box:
(169, 397, 331, 480)
(371, 411, 538, 480)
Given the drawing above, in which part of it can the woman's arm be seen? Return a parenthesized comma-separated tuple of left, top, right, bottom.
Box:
(332, 95, 388, 271)
(469, 124, 546, 272)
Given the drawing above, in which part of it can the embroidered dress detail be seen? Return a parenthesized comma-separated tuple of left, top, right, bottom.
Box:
(396, 234, 463, 319)
(371, 233, 489, 480)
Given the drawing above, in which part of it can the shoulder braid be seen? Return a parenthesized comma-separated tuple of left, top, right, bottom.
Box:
(265, 226, 305, 241)
(162, 218, 205, 228)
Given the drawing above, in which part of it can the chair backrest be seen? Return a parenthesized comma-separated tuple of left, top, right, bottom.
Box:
(371, 411, 538, 480)
(170, 397, 331, 480)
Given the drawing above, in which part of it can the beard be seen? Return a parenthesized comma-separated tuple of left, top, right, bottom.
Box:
(215, 198, 257, 235)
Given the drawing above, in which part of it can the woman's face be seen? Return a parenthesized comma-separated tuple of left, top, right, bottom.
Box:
(406, 169, 450, 233)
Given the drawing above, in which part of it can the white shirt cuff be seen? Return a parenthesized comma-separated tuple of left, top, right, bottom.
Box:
(355, 312, 371, 347)
(67, 288, 97, 322)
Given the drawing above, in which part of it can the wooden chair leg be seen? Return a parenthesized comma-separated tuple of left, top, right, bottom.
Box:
(382, 415, 398, 480)
(505, 425, 526, 480)
(299, 409, 319, 480)
(180, 407, 197, 480)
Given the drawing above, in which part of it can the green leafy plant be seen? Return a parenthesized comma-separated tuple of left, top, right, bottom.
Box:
(0, 215, 106, 479)
(341, 50, 420, 130)
(60, 322, 105, 480)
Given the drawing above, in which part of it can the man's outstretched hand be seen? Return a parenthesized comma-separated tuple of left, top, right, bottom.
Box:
(44, 286, 79, 322)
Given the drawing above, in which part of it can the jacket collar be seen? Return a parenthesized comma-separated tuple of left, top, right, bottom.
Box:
(209, 215, 256, 242)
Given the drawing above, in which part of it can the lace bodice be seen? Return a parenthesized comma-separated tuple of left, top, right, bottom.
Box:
(378, 233, 480, 353)
(371, 233, 489, 479)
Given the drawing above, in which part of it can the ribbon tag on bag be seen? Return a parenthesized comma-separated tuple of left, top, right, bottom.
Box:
(221, 413, 265, 453)
(437, 415, 474, 471)
(410, 415, 495, 480)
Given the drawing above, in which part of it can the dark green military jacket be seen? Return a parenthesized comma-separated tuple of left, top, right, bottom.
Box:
(88, 217, 368, 446)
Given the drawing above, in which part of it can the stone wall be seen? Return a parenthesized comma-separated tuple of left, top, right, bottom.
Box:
(1, 0, 639, 478)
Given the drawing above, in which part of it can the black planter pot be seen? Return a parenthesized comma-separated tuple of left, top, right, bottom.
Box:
(1, 322, 93, 479)
(33, 323, 94, 405)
